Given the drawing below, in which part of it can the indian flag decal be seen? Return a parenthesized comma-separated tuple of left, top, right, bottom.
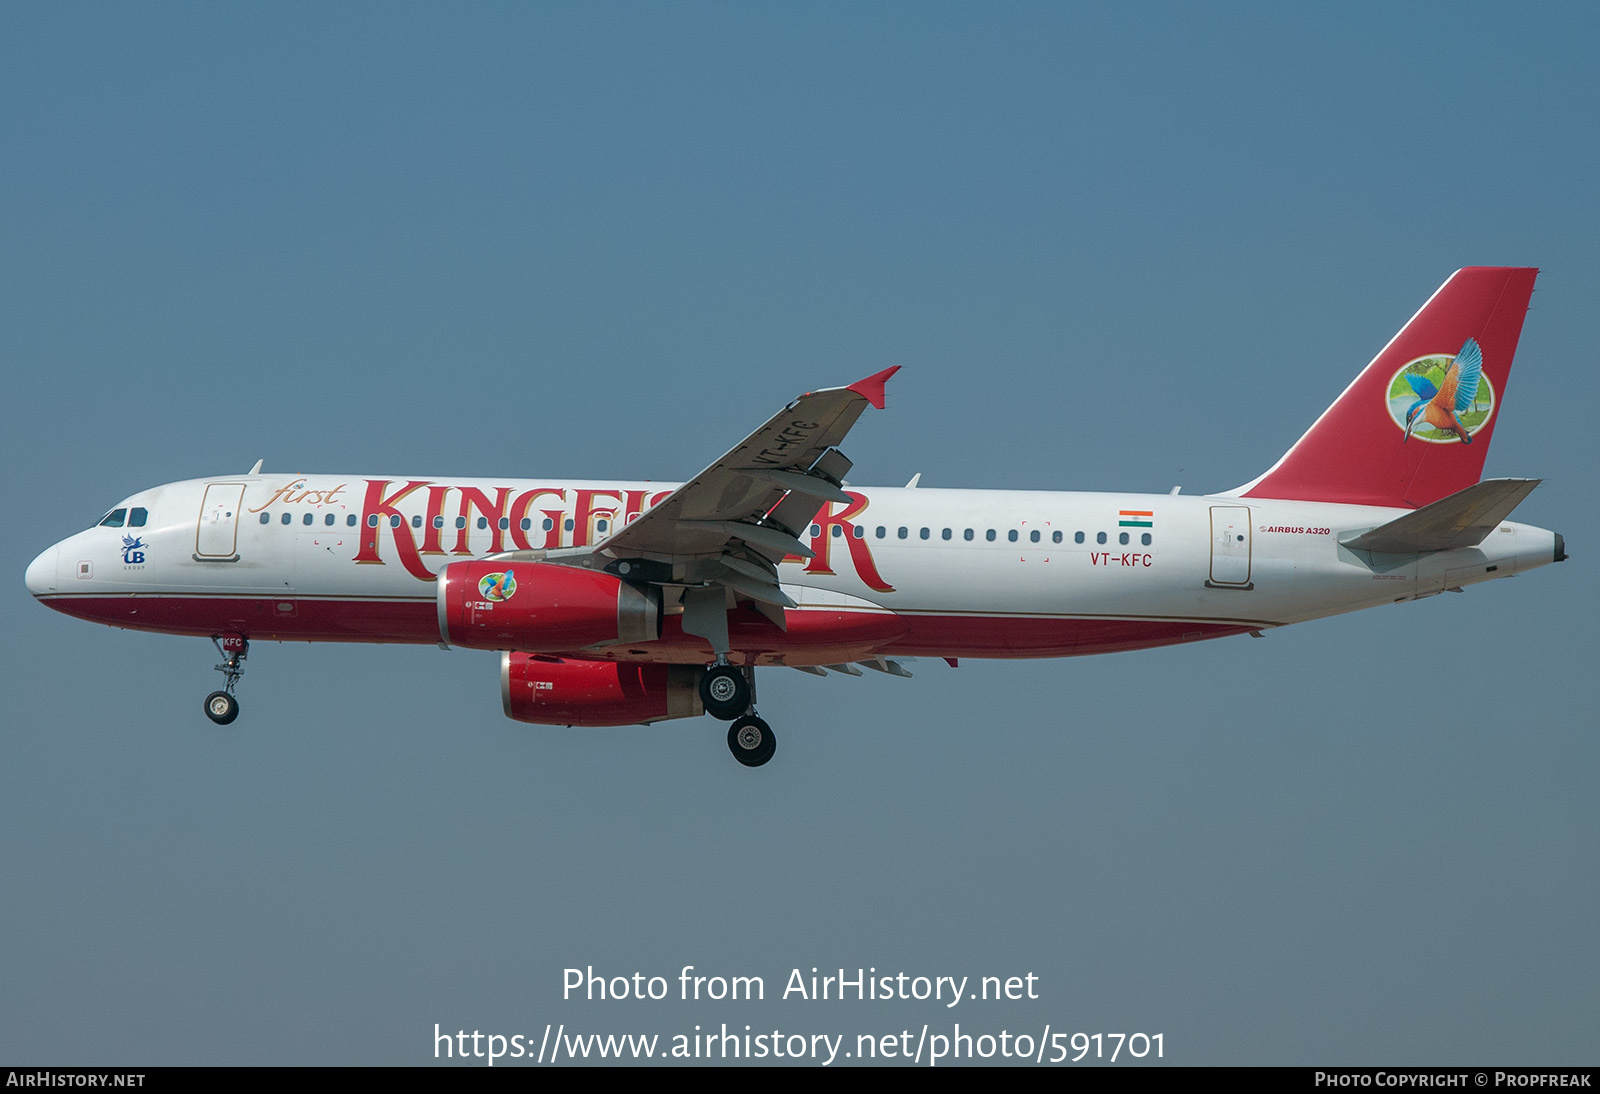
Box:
(1118, 509, 1153, 528)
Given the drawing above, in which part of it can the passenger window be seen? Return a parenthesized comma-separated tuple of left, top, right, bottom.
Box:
(852, 526, 863, 539)
(283, 513, 293, 525)
(433, 516, 445, 529)
(898, 527, 908, 539)
(1096, 532, 1107, 544)
(1075, 531, 1085, 544)
(876, 526, 886, 539)
(455, 516, 467, 529)
(1119, 532, 1129, 545)
(986, 529, 996, 542)
(303, 513, 314, 526)
(564, 519, 574, 532)
(920, 527, 930, 540)
(412, 515, 423, 528)
(325, 514, 335, 526)
(346, 515, 357, 527)
(477, 517, 489, 530)
(1142, 533, 1152, 546)
(1052, 531, 1062, 544)
(99, 508, 127, 528)
(499, 517, 510, 530)
(542, 518, 554, 531)
(389, 515, 402, 528)
(129, 508, 148, 527)
(596, 519, 607, 533)
(831, 526, 842, 538)
(810, 524, 821, 537)
(1008, 530, 1018, 542)
(1030, 530, 1040, 543)
(368, 515, 379, 527)
(964, 528, 974, 541)
(259, 513, 270, 525)
(521, 518, 532, 531)
(941, 528, 952, 540)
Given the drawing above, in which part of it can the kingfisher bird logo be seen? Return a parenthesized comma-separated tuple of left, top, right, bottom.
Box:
(478, 570, 516, 602)
(1386, 338, 1495, 444)
(120, 535, 146, 564)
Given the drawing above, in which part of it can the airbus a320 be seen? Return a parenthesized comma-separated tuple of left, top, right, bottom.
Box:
(26, 268, 1565, 766)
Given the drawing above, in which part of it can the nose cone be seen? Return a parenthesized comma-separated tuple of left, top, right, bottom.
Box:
(25, 545, 59, 595)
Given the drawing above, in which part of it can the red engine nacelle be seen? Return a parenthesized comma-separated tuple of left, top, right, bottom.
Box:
(502, 653, 703, 726)
(437, 560, 659, 651)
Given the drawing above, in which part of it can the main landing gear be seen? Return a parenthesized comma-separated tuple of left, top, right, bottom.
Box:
(727, 715, 775, 768)
(204, 635, 248, 726)
(700, 662, 776, 767)
(699, 663, 749, 719)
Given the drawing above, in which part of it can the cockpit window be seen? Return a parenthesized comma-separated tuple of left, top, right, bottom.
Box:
(98, 508, 127, 528)
(128, 507, 148, 527)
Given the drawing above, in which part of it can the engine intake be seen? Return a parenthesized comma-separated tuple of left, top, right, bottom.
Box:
(437, 560, 659, 651)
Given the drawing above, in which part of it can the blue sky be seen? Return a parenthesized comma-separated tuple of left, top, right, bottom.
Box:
(3, 3, 1595, 1065)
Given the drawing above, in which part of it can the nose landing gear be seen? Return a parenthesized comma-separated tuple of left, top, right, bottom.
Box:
(204, 635, 247, 726)
(204, 690, 239, 724)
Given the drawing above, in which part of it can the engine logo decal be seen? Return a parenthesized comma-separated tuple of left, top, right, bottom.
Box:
(478, 570, 517, 602)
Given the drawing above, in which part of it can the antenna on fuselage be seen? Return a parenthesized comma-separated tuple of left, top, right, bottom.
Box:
(248, 459, 264, 475)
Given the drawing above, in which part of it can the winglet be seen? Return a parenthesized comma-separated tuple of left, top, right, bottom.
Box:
(847, 365, 901, 410)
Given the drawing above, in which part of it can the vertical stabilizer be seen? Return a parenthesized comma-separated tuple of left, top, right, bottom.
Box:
(1235, 267, 1537, 508)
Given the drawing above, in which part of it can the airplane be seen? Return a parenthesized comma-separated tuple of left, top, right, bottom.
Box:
(24, 267, 1565, 767)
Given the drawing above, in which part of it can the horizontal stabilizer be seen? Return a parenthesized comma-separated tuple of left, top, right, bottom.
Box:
(1341, 478, 1541, 554)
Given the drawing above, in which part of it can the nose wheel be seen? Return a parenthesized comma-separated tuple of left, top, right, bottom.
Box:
(205, 635, 248, 725)
(204, 690, 239, 725)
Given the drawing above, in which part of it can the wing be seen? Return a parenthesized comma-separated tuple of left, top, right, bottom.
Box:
(1450, 337, 1484, 413)
(590, 366, 900, 609)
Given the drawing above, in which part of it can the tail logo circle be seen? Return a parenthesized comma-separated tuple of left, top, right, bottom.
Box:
(1386, 338, 1495, 444)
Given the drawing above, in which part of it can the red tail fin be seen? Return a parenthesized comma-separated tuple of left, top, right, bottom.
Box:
(1236, 267, 1537, 508)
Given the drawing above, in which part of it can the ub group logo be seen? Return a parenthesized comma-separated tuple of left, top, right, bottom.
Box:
(121, 535, 146, 565)
(478, 570, 517, 602)
(1386, 337, 1494, 444)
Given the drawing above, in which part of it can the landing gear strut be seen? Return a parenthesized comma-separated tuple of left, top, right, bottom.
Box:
(205, 635, 247, 725)
(702, 663, 777, 767)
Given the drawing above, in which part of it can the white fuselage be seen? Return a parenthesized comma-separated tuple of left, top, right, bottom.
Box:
(25, 472, 1561, 665)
